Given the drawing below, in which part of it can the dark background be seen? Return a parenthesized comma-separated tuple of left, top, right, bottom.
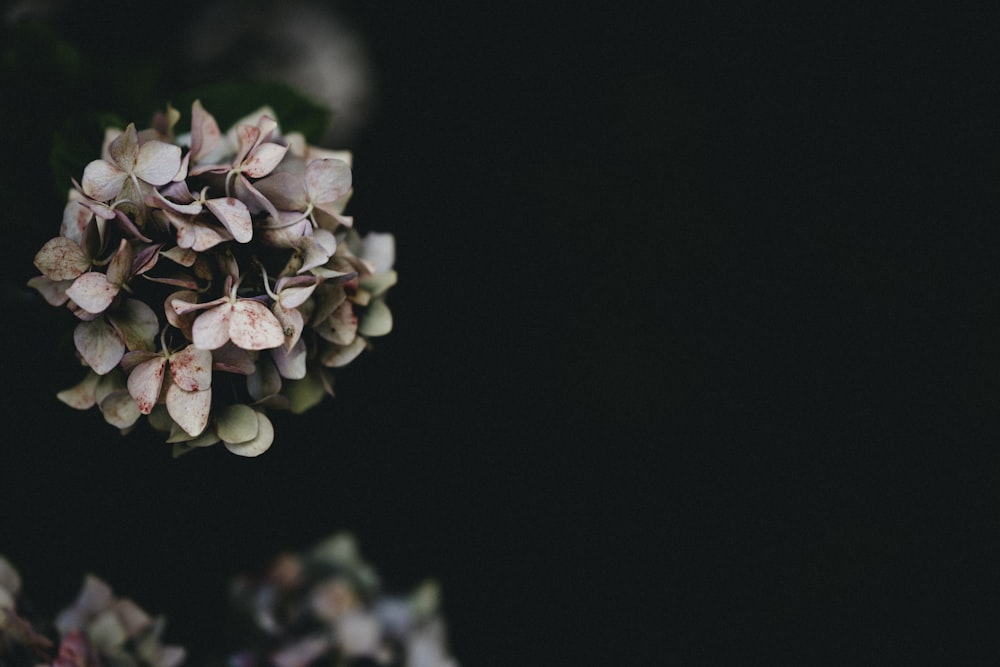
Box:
(2, 1, 999, 663)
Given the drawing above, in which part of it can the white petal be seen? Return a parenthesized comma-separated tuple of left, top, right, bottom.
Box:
(81, 159, 127, 201)
(33, 236, 90, 281)
(242, 142, 288, 178)
(191, 304, 233, 350)
(229, 300, 285, 350)
(169, 345, 213, 392)
(206, 197, 252, 243)
(358, 299, 393, 337)
(166, 384, 212, 437)
(271, 337, 306, 379)
(57, 371, 102, 409)
(306, 159, 352, 204)
(126, 357, 167, 414)
(66, 272, 118, 314)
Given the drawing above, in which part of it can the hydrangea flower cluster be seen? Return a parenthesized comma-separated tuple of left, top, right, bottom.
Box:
(228, 534, 457, 667)
(29, 102, 396, 457)
(0, 555, 184, 667)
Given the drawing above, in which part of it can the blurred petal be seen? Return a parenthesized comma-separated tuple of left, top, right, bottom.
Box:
(306, 158, 352, 204)
(56, 371, 102, 409)
(99, 389, 142, 429)
(358, 299, 392, 337)
(190, 99, 222, 163)
(321, 336, 367, 368)
(28, 275, 72, 306)
(272, 337, 306, 379)
(248, 356, 282, 401)
(243, 142, 288, 178)
(108, 298, 159, 351)
(361, 233, 396, 273)
(315, 301, 357, 345)
(134, 141, 183, 185)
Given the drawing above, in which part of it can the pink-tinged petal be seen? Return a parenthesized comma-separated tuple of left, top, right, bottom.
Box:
(173, 151, 190, 182)
(205, 197, 252, 243)
(27, 275, 72, 306)
(74, 318, 125, 374)
(133, 141, 182, 185)
(171, 294, 226, 316)
(166, 384, 212, 436)
(109, 123, 139, 170)
(190, 100, 222, 163)
(34, 237, 90, 280)
(184, 220, 230, 252)
(99, 389, 141, 429)
(320, 336, 367, 368)
(127, 356, 167, 414)
(229, 300, 284, 350)
(235, 173, 280, 220)
(305, 158, 352, 204)
(143, 270, 200, 289)
(243, 142, 288, 178)
(315, 301, 357, 345)
(224, 411, 274, 457)
(211, 343, 256, 375)
(169, 345, 213, 391)
(60, 199, 93, 245)
(191, 304, 234, 350)
(252, 171, 308, 210)
(108, 298, 159, 351)
(309, 284, 347, 325)
(256, 214, 311, 248)
(66, 272, 118, 314)
(272, 337, 306, 379)
(313, 204, 353, 230)
(105, 238, 133, 285)
(56, 371, 102, 409)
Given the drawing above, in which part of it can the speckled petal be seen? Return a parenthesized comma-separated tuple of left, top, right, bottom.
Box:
(166, 384, 212, 437)
(169, 345, 212, 392)
(66, 272, 118, 314)
(229, 300, 284, 350)
(126, 357, 166, 414)
(191, 304, 234, 350)
(74, 318, 125, 374)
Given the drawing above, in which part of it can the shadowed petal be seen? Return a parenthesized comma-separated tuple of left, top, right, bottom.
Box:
(305, 158, 352, 204)
(315, 301, 357, 345)
(109, 123, 139, 169)
(100, 389, 142, 429)
(28, 275, 73, 306)
(74, 318, 125, 374)
(34, 237, 90, 281)
(320, 336, 367, 368)
(56, 371, 102, 409)
(216, 404, 259, 445)
(108, 298, 159, 351)
(272, 337, 306, 379)
(358, 299, 392, 337)
(224, 411, 274, 457)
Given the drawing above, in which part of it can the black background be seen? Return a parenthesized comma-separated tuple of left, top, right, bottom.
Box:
(2, 1, 1000, 663)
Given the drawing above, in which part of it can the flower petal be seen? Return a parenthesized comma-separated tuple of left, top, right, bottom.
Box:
(108, 298, 159, 351)
(74, 318, 125, 374)
(224, 411, 274, 457)
(189, 99, 222, 163)
(271, 337, 306, 379)
(215, 404, 259, 445)
(56, 371, 102, 409)
(126, 356, 167, 414)
(169, 345, 213, 392)
(315, 301, 357, 345)
(33, 237, 90, 281)
(133, 140, 183, 186)
(305, 159, 352, 204)
(243, 142, 288, 178)
(27, 275, 72, 306)
(205, 197, 252, 243)
(109, 123, 139, 170)
(320, 336, 367, 368)
(361, 233, 396, 274)
(191, 304, 233, 350)
(253, 171, 308, 210)
(82, 159, 127, 201)
(229, 300, 285, 350)
(105, 238, 133, 285)
(99, 389, 142, 429)
(358, 298, 393, 337)
(166, 384, 212, 437)
(273, 303, 304, 351)
(66, 272, 118, 314)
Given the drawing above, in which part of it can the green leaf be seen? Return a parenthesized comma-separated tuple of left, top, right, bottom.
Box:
(170, 80, 331, 144)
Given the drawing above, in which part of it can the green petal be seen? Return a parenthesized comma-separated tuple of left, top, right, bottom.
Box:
(224, 411, 274, 457)
(358, 298, 392, 337)
(216, 404, 260, 445)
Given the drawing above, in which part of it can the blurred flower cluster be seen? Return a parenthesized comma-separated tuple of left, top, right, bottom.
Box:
(29, 102, 396, 457)
(0, 555, 184, 667)
(229, 533, 457, 667)
(0, 536, 456, 667)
